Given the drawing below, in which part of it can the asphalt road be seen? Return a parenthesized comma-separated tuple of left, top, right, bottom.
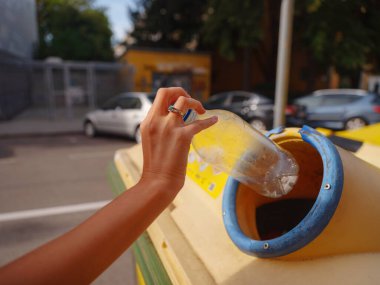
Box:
(0, 134, 136, 284)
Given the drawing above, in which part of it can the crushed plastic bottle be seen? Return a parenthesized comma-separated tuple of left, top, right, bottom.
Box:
(184, 109, 299, 198)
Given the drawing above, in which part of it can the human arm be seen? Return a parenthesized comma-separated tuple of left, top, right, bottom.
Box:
(0, 87, 217, 285)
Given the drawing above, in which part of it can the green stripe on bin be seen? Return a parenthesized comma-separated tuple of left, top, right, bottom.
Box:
(107, 162, 126, 196)
(133, 233, 172, 285)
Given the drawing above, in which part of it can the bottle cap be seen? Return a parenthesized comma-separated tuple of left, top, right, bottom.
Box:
(183, 109, 196, 123)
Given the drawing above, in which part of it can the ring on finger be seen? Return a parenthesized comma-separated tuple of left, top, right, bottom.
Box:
(168, 105, 185, 117)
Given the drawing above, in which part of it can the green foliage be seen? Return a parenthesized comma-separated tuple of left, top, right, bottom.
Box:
(36, 0, 114, 61)
(129, 0, 380, 78)
(129, 0, 207, 49)
(295, 0, 380, 72)
(129, 0, 263, 61)
(201, 0, 263, 60)
(128, 0, 265, 90)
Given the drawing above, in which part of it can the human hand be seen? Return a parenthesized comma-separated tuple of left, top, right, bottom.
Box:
(140, 87, 218, 195)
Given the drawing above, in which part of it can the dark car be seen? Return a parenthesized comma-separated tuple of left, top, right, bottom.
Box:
(203, 91, 274, 130)
(288, 89, 380, 130)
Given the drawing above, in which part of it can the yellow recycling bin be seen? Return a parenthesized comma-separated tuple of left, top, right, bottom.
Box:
(110, 125, 380, 285)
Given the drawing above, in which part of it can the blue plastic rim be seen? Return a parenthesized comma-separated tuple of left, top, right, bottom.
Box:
(222, 125, 344, 258)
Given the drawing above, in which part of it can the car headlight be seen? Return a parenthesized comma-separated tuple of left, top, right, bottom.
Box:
(250, 105, 257, 111)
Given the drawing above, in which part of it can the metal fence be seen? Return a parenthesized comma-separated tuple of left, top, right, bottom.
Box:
(0, 55, 135, 120)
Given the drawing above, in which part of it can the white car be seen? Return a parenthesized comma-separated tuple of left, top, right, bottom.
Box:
(83, 92, 155, 142)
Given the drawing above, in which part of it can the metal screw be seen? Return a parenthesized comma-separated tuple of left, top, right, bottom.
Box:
(324, 183, 331, 190)
(222, 211, 226, 216)
(263, 243, 270, 250)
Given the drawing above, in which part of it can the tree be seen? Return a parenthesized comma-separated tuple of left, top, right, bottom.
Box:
(129, 0, 207, 49)
(201, 0, 263, 60)
(36, 0, 114, 61)
(128, 0, 380, 91)
(295, 0, 380, 81)
(128, 0, 272, 91)
(201, 0, 264, 90)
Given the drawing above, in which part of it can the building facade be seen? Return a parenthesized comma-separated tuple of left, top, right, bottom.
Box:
(121, 47, 211, 101)
(0, 0, 38, 119)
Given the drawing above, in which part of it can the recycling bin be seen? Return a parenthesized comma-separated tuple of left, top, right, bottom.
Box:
(108, 126, 380, 285)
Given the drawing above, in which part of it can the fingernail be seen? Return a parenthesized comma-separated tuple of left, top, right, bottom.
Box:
(211, 116, 218, 122)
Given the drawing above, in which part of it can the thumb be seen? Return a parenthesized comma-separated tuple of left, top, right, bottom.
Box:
(184, 116, 218, 136)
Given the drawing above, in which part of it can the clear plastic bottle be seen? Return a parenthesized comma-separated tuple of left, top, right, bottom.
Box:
(184, 109, 299, 198)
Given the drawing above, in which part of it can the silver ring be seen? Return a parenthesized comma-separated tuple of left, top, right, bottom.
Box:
(168, 105, 185, 117)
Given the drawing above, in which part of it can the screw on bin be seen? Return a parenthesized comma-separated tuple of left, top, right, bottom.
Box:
(324, 183, 331, 190)
(263, 243, 270, 250)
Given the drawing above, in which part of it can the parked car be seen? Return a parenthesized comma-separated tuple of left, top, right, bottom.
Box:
(83, 92, 155, 142)
(203, 91, 274, 130)
(288, 89, 380, 130)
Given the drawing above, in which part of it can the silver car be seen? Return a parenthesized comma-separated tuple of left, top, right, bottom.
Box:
(289, 89, 380, 130)
(84, 92, 155, 142)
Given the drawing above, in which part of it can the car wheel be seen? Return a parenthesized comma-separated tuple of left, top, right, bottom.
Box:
(344, 117, 367, 130)
(84, 121, 96, 137)
(134, 126, 142, 143)
(249, 119, 267, 131)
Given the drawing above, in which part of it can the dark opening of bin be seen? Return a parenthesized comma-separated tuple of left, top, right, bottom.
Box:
(235, 137, 323, 241)
(256, 199, 316, 240)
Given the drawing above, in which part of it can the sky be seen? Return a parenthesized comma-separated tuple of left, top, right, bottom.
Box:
(94, 0, 136, 43)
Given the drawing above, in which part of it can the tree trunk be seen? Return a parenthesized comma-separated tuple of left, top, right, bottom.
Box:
(329, 66, 340, 88)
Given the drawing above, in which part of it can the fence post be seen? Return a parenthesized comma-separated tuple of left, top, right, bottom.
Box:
(44, 65, 55, 119)
(63, 63, 72, 118)
(87, 64, 96, 108)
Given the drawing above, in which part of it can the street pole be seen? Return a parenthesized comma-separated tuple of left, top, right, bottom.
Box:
(273, 0, 294, 128)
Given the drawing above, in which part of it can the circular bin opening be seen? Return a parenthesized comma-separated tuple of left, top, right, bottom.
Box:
(222, 127, 343, 258)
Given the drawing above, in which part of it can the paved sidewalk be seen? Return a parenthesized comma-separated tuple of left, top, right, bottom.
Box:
(0, 107, 88, 137)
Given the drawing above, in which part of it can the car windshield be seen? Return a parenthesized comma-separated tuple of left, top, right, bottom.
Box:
(231, 95, 250, 104)
(234, 91, 272, 104)
(101, 97, 118, 110)
(206, 93, 229, 105)
(256, 95, 273, 104)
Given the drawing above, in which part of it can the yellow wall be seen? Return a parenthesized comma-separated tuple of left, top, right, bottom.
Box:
(121, 48, 211, 101)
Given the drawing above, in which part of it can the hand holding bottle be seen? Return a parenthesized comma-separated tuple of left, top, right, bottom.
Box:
(140, 87, 218, 193)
